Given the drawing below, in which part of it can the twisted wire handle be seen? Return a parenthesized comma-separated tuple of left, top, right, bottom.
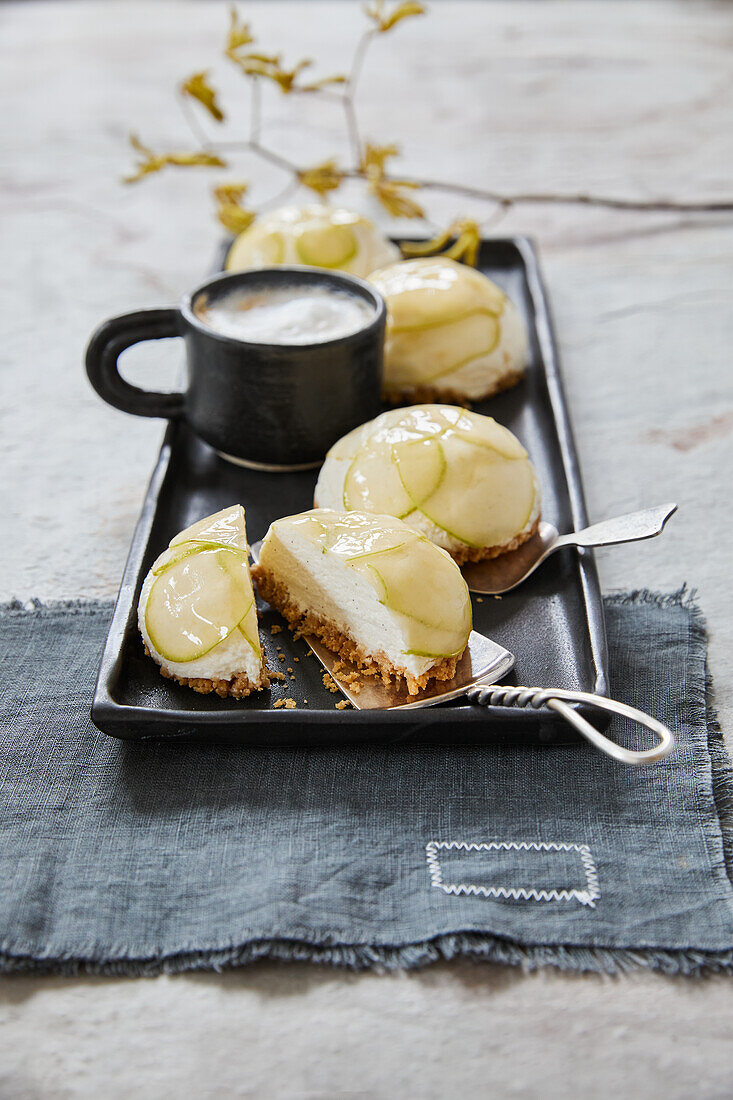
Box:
(467, 684, 674, 765)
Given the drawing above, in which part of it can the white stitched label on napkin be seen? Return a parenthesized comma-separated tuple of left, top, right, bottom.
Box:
(425, 840, 600, 908)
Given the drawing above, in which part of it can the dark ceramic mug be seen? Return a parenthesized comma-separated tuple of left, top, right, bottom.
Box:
(85, 267, 386, 470)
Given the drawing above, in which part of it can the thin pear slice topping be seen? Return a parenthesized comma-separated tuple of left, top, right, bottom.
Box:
(322, 406, 538, 552)
(450, 419, 528, 460)
(322, 513, 409, 559)
(367, 256, 529, 392)
(343, 448, 414, 518)
(352, 538, 470, 658)
(218, 546, 260, 657)
(153, 505, 251, 584)
(345, 541, 407, 563)
(384, 311, 501, 385)
(236, 592, 262, 657)
(364, 536, 470, 625)
(393, 438, 446, 507)
(145, 547, 254, 664)
(418, 437, 537, 548)
(225, 204, 399, 276)
(390, 307, 500, 335)
(170, 505, 248, 549)
(296, 224, 357, 269)
(151, 541, 249, 577)
(144, 505, 261, 666)
(253, 230, 285, 266)
(226, 226, 285, 270)
(370, 257, 505, 331)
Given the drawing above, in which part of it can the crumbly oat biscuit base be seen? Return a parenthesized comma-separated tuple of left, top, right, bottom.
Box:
(252, 566, 461, 697)
(383, 367, 525, 409)
(144, 644, 270, 699)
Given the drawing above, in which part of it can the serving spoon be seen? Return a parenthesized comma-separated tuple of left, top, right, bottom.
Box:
(462, 502, 677, 595)
(249, 545, 674, 765)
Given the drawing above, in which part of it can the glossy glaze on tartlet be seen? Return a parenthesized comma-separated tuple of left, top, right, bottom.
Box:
(368, 257, 529, 403)
(252, 509, 472, 696)
(314, 405, 541, 564)
(225, 204, 400, 277)
(138, 505, 268, 698)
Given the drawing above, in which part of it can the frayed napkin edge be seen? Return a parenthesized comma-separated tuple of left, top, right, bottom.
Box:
(2, 936, 733, 979)
(2, 587, 732, 980)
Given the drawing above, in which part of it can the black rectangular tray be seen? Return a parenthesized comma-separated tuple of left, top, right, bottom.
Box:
(91, 236, 608, 745)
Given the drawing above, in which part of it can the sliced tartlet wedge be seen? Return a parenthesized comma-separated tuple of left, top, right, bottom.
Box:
(138, 505, 268, 698)
(252, 509, 472, 696)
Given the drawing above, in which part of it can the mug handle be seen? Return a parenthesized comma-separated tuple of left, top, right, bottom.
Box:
(85, 308, 186, 419)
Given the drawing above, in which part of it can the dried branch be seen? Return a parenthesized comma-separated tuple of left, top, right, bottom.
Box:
(213, 181, 255, 233)
(364, 2, 426, 34)
(298, 160, 346, 196)
(249, 76, 261, 144)
(383, 176, 733, 215)
(181, 72, 225, 122)
(124, 135, 226, 183)
(123, 3, 733, 245)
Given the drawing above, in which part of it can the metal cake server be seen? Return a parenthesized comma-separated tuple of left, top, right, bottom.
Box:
(462, 502, 677, 595)
(304, 638, 673, 766)
(249, 545, 673, 765)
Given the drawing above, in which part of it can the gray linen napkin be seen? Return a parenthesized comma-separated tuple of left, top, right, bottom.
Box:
(1, 591, 731, 976)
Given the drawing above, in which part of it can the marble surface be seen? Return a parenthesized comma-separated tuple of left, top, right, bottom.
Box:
(1, 1, 732, 1096)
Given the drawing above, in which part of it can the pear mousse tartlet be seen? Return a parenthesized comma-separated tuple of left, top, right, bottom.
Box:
(252, 509, 472, 696)
(314, 405, 540, 565)
(368, 257, 529, 405)
(225, 204, 400, 277)
(138, 505, 268, 698)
